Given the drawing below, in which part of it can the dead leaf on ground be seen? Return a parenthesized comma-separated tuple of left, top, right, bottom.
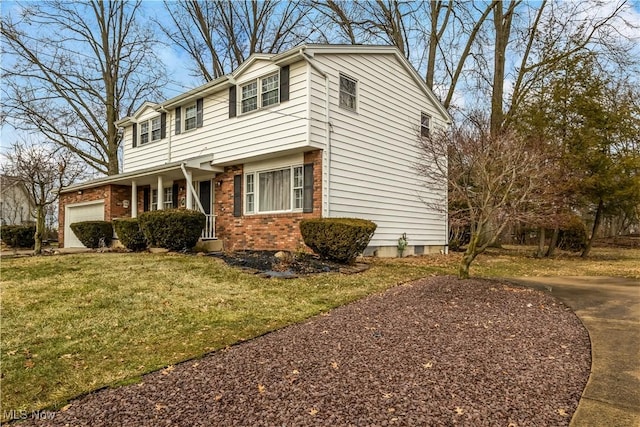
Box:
(309, 408, 318, 416)
(455, 407, 464, 415)
(258, 383, 266, 393)
(558, 408, 569, 417)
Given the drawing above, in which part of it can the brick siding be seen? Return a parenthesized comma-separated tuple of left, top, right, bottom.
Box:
(58, 184, 131, 247)
(215, 150, 323, 251)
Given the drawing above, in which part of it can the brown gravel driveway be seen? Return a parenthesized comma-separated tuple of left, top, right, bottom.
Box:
(19, 276, 590, 426)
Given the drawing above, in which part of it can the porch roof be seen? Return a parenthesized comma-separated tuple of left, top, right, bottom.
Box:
(61, 158, 223, 193)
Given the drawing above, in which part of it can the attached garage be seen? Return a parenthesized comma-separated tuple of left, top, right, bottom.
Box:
(64, 200, 105, 248)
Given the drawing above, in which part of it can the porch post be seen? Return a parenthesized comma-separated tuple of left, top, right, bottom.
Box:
(186, 170, 193, 210)
(131, 181, 137, 218)
(157, 176, 164, 210)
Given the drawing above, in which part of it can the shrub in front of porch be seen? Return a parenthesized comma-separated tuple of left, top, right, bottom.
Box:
(300, 218, 377, 264)
(1, 224, 36, 248)
(138, 209, 205, 252)
(70, 221, 113, 248)
(113, 218, 147, 251)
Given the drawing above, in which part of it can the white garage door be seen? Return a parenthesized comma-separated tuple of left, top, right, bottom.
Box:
(65, 200, 105, 248)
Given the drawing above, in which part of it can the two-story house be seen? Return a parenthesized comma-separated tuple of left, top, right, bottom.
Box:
(58, 44, 451, 256)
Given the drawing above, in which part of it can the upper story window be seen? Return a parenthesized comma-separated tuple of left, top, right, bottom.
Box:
(339, 74, 357, 111)
(132, 113, 166, 148)
(261, 74, 279, 107)
(241, 81, 258, 114)
(240, 73, 280, 115)
(175, 98, 203, 135)
(151, 117, 162, 141)
(184, 103, 197, 131)
(140, 121, 149, 145)
(421, 112, 431, 137)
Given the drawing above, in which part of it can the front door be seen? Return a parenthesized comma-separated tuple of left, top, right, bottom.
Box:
(199, 180, 211, 215)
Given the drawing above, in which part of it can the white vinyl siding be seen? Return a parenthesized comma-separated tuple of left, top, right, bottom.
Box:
(145, 60, 308, 168)
(311, 52, 447, 247)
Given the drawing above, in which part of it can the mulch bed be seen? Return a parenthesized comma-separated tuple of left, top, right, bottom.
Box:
(209, 250, 360, 277)
(20, 277, 590, 426)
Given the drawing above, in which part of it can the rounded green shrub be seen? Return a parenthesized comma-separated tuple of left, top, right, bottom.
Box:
(138, 209, 205, 252)
(70, 221, 113, 248)
(300, 218, 377, 264)
(113, 218, 147, 251)
(1, 224, 36, 248)
(558, 216, 588, 252)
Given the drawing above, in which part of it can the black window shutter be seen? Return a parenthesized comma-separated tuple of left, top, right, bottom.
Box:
(233, 175, 242, 217)
(280, 65, 290, 102)
(160, 112, 167, 139)
(228, 86, 237, 118)
(132, 123, 138, 147)
(196, 98, 204, 128)
(175, 106, 181, 135)
(172, 183, 179, 208)
(143, 187, 150, 212)
(303, 163, 314, 213)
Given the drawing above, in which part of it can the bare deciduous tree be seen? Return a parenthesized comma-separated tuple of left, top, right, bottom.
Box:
(2, 141, 85, 255)
(1, 0, 166, 175)
(161, 0, 314, 82)
(417, 116, 550, 278)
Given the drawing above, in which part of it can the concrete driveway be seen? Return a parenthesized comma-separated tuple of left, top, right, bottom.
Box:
(510, 277, 640, 427)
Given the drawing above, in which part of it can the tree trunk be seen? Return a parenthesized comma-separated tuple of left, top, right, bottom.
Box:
(546, 227, 559, 257)
(34, 205, 45, 255)
(459, 233, 480, 279)
(535, 227, 545, 258)
(582, 199, 604, 258)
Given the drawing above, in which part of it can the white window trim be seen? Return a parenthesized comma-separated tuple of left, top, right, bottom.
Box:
(239, 72, 280, 116)
(244, 165, 303, 215)
(184, 102, 198, 132)
(421, 112, 431, 137)
(138, 115, 163, 145)
(339, 73, 358, 112)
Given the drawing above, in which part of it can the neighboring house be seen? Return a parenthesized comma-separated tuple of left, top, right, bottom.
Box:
(58, 44, 451, 255)
(1, 175, 35, 226)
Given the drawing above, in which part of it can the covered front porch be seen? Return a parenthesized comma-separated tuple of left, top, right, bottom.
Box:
(60, 157, 223, 246)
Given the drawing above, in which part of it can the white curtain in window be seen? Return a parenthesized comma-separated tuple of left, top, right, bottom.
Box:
(259, 169, 290, 211)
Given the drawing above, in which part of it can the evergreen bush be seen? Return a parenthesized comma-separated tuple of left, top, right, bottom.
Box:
(138, 209, 205, 251)
(70, 221, 113, 248)
(1, 224, 36, 248)
(300, 218, 377, 264)
(113, 218, 147, 251)
(558, 216, 588, 252)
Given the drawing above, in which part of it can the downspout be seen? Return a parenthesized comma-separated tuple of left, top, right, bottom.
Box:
(301, 51, 332, 217)
(180, 163, 205, 213)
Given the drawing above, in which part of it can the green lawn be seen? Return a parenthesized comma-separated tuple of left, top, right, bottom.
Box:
(1, 247, 638, 418)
